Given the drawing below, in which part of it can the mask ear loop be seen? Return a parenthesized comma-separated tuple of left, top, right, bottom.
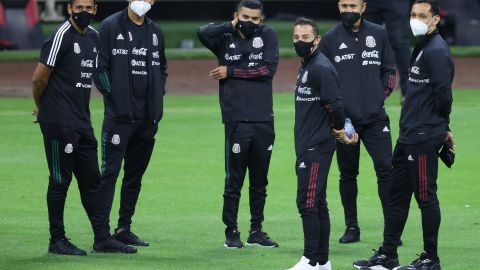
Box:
(311, 35, 320, 53)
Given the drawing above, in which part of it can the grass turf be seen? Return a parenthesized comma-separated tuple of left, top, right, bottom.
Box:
(0, 90, 479, 269)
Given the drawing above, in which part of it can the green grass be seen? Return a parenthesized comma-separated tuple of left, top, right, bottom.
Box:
(0, 90, 479, 269)
(1, 20, 479, 62)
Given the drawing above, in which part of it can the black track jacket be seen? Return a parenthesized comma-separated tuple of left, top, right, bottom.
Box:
(94, 8, 167, 123)
(320, 20, 396, 125)
(294, 49, 345, 157)
(197, 22, 279, 123)
(399, 30, 454, 144)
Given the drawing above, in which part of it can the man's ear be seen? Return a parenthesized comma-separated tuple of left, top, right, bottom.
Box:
(315, 35, 321, 46)
(361, 2, 367, 14)
(233, 12, 238, 20)
(93, 5, 97, 15)
(67, 3, 72, 16)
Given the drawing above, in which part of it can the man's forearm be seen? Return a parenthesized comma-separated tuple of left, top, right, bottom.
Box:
(32, 80, 47, 107)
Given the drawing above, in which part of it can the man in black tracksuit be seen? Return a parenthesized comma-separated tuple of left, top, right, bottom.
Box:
(354, 1, 454, 269)
(32, 0, 135, 255)
(197, 0, 279, 249)
(286, 18, 358, 270)
(319, 0, 397, 243)
(364, 0, 412, 99)
(94, 0, 167, 246)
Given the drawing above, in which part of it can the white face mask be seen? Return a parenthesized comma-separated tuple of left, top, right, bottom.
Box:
(410, 18, 431, 37)
(130, 0, 151, 17)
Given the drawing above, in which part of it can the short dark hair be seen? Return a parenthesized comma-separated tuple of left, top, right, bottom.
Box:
(69, 0, 96, 5)
(293, 17, 319, 36)
(237, 0, 263, 12)
(413, 0, 440, 16)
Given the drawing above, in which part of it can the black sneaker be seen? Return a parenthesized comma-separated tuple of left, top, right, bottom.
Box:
(113, 229, 149, 246)
(353, 247, 400, 270)
(397, 253, 441, 270)
(246, 230, 279, 248)
(339, 227, 360, 243)
(48, 238, 87, 256)
(93, 237, 137, 254)
(224, 229, 244, 249)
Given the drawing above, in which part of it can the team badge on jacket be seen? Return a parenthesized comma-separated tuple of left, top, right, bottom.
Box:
(232, 143, 241, 154)
(74, 43, 81, 54)
(366, 36, 376, 48)
(153, 34, 158, 46)
(302, 71, 308, 83)
(112, 134, 120, 145)
(252, 37, 264, 49)
(64, 143, 73, 154)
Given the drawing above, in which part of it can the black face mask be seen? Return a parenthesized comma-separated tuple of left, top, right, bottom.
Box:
(294, 40, 316, 58)
(72, 11, 93, 29)
(237, 20, 259, 39)
(341, 12, 361, 27)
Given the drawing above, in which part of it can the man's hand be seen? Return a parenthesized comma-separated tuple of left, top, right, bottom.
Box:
(332, 128, 359, 145)
(32, 107, 39, 124)
(445, 131, 455, 153)
(231, 18, 238, 30)
(209, 66, 228, 80)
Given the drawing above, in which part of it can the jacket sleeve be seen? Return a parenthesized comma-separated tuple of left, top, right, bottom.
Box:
(197, 22, 232, 55)
(159, 30, 168, 95)
(93, 20, 112, 97)
(427, 48, 454, 121)
(381, 32, 397, 97)
(226, 27, 279, 79)
(319, 34, 332, 59)
(311, 65, 345, 130)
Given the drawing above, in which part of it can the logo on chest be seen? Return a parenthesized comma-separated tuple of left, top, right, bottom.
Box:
(225, 54, 241, 61)
(411, 66, 420, 75)
(366, 36, 376, 48)
(252, 37, 264, 48)
(334, 53, 355, 63)
(301, 71, 308, 83)
(74, 43, 81, 54)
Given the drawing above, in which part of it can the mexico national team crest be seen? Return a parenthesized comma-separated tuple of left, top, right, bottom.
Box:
(111, 134, 120, 145)
(302, 71, 308, 83)
(252, 37, 264, 49)
(153, 34, 158, 46)
(64, 143, 73, 154)
(232, 143, 241, 154)
(74, 43, 81, 54)
(366, 36, 376, 48)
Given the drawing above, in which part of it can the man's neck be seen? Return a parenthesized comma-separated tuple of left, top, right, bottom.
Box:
(128, 8, 145, 25)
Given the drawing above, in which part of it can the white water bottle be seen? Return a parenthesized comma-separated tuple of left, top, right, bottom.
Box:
(344, 118, 355, 139)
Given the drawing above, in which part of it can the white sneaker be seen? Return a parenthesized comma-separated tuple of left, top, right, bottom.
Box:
(287, 256, 320, 270)
(318, 261, 332, 270)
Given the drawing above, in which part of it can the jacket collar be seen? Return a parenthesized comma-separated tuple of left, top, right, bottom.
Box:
(302, 47, 320, 67)
(341, 18, 365, 36)
(410, 29, 439, 65)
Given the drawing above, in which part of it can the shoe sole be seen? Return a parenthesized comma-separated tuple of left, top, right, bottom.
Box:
(113, 238, 149, 247)
(245, 242, 278, 248)
(92, 248, 137, 254)
(48, 250, 86, 256)
(353, 264, 391, 270)
(339, 239, 360, 244)
(223, 244, 243, 249)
